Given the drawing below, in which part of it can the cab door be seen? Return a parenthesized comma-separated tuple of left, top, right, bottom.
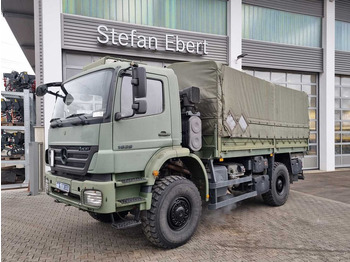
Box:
(112, 73, 172, 172)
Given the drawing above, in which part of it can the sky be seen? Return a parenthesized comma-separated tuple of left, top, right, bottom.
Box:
(0, 14, 34, 91)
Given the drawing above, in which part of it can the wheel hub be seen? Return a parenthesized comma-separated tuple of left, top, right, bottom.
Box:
(168, 197, 191, 230)
(276, 176, 285, 195)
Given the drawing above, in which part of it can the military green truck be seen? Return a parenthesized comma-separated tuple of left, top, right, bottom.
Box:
(37, 57, 308, 249)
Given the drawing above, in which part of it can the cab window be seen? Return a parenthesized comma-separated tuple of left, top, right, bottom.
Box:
(120, 76, 163, 118)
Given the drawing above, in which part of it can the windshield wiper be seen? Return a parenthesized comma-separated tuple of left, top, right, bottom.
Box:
(50, 118, 61, 123)
(66, 113, 86, 119)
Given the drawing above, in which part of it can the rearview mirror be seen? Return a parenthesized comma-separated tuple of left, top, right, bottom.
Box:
(131, 67, 147, 98)
(36, 84, 48, 96)
(132, 100, 147, 114)
(64, 93, 74, 106)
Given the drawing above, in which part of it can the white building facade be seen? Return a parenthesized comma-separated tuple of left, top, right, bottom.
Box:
(4, 0, 348, 171)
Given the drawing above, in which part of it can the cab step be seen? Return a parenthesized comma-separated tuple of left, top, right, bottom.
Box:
(116, 196, 146, 207)
(115, 177, 148, 187)
(112, 219, 141, 229)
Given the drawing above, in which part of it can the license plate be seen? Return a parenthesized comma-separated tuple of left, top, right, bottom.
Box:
(56, 182, 70, 193)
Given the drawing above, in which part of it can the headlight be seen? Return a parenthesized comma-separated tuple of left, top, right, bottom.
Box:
(83, 190, 102, 208)
(49, 149, 55, 167)
(45, 178, 49, 194)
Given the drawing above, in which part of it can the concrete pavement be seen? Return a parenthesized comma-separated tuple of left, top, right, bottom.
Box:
(2, 170, 350, 261)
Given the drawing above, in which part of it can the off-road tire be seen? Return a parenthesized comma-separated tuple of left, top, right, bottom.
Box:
(142, 176, 202, 249)
(262, 162, 290, 206)
(88, 211, 128, 223)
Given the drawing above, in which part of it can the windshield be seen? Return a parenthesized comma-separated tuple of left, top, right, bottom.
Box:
(52, 69, 113, 120)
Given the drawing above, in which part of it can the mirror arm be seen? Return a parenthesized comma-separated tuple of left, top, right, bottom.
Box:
(60, 84, 68, 96)
(119, 66, 132, 77)
(46, 90, 65, 99)
(115, 111, 135, 121)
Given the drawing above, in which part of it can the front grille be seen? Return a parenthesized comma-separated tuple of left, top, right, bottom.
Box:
(50, 145, 98, 176)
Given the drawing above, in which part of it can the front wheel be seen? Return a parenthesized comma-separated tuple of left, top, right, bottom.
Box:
(142, 176, 202, 249)
(262, 162, 290, 206)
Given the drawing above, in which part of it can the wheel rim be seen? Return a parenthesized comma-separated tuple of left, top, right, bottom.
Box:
(276, 174, 286, 195)
(167, 196, 191, 231)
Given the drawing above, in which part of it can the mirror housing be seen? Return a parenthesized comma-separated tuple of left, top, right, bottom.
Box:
(114, 100, 147, 121)
(131, 67, 147, 98)
(63, 93, 74, 106)
(132, 100, 147, 114)
(35, 82, 63, 97)
(36, 84, 48, 96)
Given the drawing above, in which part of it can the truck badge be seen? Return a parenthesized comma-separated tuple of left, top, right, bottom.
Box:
(60, 148, 68, 165)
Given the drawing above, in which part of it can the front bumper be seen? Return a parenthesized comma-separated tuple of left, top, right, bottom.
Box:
(46, 171, 116, 213)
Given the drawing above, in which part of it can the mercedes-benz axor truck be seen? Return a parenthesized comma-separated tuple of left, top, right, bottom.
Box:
(37, 57, 308, 248)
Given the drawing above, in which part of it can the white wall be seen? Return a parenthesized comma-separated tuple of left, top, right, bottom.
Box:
(227, 0, 242, 70)
(41, 0, 63, 152)
(319, 0, 335, 171)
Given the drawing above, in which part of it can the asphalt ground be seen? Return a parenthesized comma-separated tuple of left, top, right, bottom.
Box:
(1, 170, 350, 261)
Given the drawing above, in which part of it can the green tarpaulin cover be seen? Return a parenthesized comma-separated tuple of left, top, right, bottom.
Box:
(169, 61, 309, 141)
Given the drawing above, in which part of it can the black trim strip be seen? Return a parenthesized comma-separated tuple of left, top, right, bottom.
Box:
(140, 186, 152, 193)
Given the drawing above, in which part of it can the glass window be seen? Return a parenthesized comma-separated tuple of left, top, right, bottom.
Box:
(335, 145, 341, 155)
(342, 133, 350, 143)
(335, 86, 341, 97)
(242, 4, 322, 48)
(309, 133, 316, 143)
(309, 97, 316, 108)
(309, 121, 316, 131)
(302, 74, 316, 84)
(307, 145, 317, 155)
(62, 0, 227, 35)
(52, 69, 113, 120)
(255, 71, 270, 81)
(335, 133, 341, 142)
(342, 87, 350, 97)
(342, 99, 350, 109)
(342, 145, 350, 154)
(121, 76, 163, 118)
(287, 74, 301, 83)
(342, 111, 350, 121)
(335, 99, 341, 109)
(271, 72, 286, 83)
(309, 109, 316, 120)
(335, 122, 341, 131)
(335, 75, 350, 167)
(335, 76, 341, 85)
(342, 77, 350, 87)
(343, 122, 350, 132)
(302, 85, 312, 95)
(310, 86, 317, 96)
(335, 21, 350, 52)
(335, 110, 341, 120)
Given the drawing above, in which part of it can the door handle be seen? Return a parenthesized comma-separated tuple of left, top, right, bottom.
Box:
(158, 131, 171, 137)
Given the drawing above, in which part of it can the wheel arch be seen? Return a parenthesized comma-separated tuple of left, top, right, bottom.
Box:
(144, 147, 209, 201)
(274, 153, 293, 183)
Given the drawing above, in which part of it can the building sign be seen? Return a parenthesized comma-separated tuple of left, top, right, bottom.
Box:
(97, 25, 208, 55)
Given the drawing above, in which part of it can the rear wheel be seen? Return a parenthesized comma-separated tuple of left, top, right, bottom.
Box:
(142, 176, 202, 249)
(262, 162, 290, 206)
(88, 211, 128, 223)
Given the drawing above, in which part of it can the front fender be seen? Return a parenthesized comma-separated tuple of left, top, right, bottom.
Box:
(144, 146, 209, 201)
